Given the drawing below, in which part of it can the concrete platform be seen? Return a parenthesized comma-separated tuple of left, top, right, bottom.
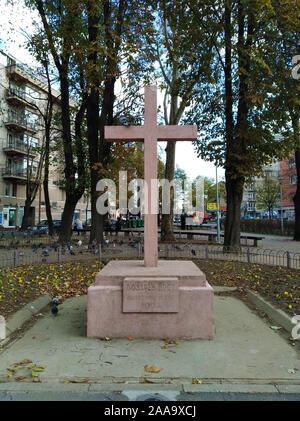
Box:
(0, 295, 299, 389)
(87, 260, 214, 339)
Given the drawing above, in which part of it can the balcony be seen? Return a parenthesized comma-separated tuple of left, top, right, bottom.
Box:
(3, 138, 37, 158)
(4, 113, 39, 134)
(1, 168, 40, 184)
(1, 168, 27, 183)
(6, 63, 46, 88)
(6, 88, 38, 110)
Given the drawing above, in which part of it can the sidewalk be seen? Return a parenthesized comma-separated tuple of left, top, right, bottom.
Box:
(0, 293, 299, 400)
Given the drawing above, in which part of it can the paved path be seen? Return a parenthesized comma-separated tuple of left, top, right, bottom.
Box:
(0, 294, 299, 400)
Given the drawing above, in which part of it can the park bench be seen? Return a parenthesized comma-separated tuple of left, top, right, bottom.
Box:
(118, 228, 264, 247)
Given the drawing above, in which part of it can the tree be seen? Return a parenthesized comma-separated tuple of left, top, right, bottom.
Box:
(24, 0, 90, 243)
(188, 0, 291, 249)
(255, 176, 280, 219)
(259, 0, 300, 239)
(153, 0, 216, 241)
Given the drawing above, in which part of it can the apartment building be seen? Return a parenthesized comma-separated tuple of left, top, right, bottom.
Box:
(279, 155, 297, 220)
(242, 156, 298, 220)
(0, 51, 90, 229)
(242, 160, 280, 218)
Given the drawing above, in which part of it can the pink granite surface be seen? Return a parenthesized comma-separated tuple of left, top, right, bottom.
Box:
(87, 260, 214, 339)
(105, 85, 197, 268)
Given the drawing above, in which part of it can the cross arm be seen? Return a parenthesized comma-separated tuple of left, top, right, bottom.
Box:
(105, 126, 146, 142)
(156, 124, 198, 141)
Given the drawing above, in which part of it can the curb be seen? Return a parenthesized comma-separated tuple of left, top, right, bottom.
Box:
(247, 290, 294, 334)
(0, 294, 51, 345)
(0, 382, 299, 401)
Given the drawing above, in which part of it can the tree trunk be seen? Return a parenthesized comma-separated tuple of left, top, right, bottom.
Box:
(43, 60, 54, 235)
(21, 197, 34, 230)
(161, 141, 176, 241)
(224, 175, 244, 250)
(59, 196, 78, 244)
(224, 0, 253, 250)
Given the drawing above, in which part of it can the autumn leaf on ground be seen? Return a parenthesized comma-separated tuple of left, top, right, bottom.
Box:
(128, 337, 134, 341)
(141, 378, 155, 384)
(13, 358, 32, 366)
(144, 365, 163, 373)
(15, 376, 27, 381)
(64, 378, 89, 383)
(7, 369, 15, 378)
(193, 378, 203, 384)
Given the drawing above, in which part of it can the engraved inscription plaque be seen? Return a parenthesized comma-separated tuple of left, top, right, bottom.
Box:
(123, 277, 179, 313)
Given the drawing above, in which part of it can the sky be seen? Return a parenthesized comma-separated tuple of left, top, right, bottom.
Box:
(0, 0, 225, 183)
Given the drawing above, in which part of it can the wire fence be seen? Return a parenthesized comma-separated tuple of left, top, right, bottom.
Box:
(0, 240, 300, 271)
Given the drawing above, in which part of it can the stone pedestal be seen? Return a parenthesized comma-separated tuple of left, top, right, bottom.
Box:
(87, 260, 214, 339)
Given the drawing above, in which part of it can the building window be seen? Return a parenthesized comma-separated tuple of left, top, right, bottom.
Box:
(247, 201, 256, 210)
(12, 184, 17, 197)
(290, 176, 297, 185)
(5, 183, 10, 196)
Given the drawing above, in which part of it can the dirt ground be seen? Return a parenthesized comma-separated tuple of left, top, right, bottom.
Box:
(0, 258, 299, 321)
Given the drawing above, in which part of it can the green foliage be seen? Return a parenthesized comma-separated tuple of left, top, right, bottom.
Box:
(255, 176, 281, 217)
(240, 218, 294, 236)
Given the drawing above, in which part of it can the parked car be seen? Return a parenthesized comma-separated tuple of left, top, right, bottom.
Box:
(27, 219, 61, 234)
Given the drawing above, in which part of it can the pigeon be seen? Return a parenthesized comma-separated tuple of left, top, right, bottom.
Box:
(42, 249, 49, 256)
(119, 116, 131, 126)
(51, 298, 60, 316)
(51, 303, 58, 316)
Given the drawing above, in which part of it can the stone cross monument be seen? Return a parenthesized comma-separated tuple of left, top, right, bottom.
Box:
(87, 85, 214, 340)
(105, 85, 197, 267)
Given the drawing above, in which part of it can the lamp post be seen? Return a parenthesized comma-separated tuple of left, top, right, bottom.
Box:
(216, 162, 221, 243)
(278, 177, 284, 235)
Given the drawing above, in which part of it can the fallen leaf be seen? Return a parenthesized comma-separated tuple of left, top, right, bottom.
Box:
(144, 365, 163, 373)
(31, 371, 39, 377)
(64, 378, 89, 383)
(141, 378, 155, 384)
(161, 345, 168, 350)
(193, 378, 203, 384)
(15, 376, 27, 381)
(128, 337, 134, 341)
(13, 358, 32, 366)
(7, 369, 15, 378)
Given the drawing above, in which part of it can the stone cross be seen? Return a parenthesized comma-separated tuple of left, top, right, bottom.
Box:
(105, 85, 197, 267)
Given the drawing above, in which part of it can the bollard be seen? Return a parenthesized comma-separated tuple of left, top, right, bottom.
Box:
(286, 251, 291, 269)
(13, 250, 18, 267)
(0, 315, 5, 340)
